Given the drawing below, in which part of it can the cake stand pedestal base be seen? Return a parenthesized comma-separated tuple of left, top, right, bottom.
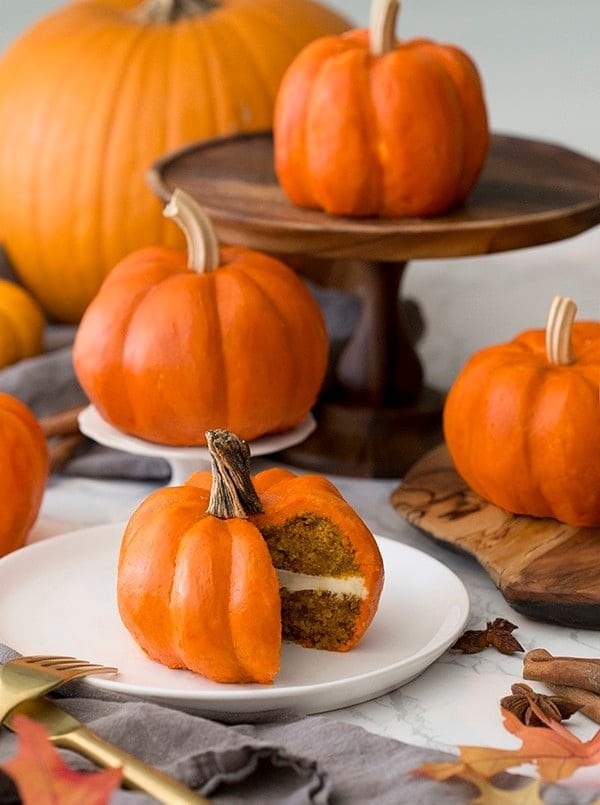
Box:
(277, 390, 444, 478)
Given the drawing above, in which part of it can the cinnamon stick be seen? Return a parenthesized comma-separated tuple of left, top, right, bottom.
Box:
(544, 682, 600, 725)
(48, 433, 87, 474)
(39, 405, 86, 439)
(523, 649, 600, 694)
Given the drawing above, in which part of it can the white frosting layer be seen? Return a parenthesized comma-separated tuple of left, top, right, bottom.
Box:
(276, 568, 366, 598)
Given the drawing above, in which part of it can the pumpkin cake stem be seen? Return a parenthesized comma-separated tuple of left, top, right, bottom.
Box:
(369, 0, 399, 56)
(163, 188, 220, 272)
(206, 429, 264, 519)
(546, 295, 577, 366)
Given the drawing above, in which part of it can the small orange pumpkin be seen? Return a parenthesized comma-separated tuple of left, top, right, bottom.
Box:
(117, 430, 281, 683)
(274, 0, 489, 217)
(0, 393, 49, 556)
(443, 296, 600, 527)
(73, 189, 329, 446)
(0, 0, 348, 322)
(0, 279, 46, 369)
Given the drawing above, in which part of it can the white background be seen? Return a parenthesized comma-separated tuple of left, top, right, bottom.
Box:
(1, 1, 599, 389)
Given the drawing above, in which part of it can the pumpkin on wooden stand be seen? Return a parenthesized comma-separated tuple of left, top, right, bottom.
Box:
(73, 189, 329, 446)
(0, 0, 348, 323)
(443, 296, 600, 527)
(274, 0, 489, 217)
(0, 393, 49, 556)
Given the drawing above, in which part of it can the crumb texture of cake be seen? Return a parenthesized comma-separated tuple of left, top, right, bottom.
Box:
(280, 589, 362, 650)
(251, 468, 385, 652)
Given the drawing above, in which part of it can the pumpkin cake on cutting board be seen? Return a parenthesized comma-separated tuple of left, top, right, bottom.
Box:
(117, 430, 384, 684)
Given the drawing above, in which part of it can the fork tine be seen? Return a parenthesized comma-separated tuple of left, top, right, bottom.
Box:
(20, 656, 116, 673)
(20, 655, 78, 664)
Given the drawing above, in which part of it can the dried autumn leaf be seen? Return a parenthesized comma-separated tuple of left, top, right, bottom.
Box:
(412, 760, 543, 804)
(451, 618, 524, 655)
(0, 714, 122, 804)
(462, 705, 600, 783)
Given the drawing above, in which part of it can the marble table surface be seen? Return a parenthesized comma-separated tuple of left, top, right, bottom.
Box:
(28, 456, 600, 760)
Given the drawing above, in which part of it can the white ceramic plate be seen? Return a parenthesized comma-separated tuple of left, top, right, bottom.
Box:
(0, 525, 469, 718)
(78, 405, 317, 484)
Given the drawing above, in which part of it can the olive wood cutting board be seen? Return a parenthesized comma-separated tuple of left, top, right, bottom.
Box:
(391, 444, 600, 630)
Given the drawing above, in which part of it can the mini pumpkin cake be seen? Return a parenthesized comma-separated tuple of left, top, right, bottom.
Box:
(117, 430, 384, 684)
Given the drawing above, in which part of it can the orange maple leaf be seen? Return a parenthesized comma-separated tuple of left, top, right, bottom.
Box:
(462, 706, 600, 783)
(413, 700, 600, 796)
(0, 714, 122, 804)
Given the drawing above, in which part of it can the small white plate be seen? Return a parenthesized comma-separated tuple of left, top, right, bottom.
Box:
(0, 525, 469, 718)
(78, 405, 317, 484)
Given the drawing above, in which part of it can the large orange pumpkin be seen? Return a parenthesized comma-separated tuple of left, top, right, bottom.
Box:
(0, 393, 49, 556)
(274, 0, 489, 217)
(72, 189, 329, 446)
(443, 296, 600, 527)
(0, 0, 348, 323)
(118, 430, 281, 683)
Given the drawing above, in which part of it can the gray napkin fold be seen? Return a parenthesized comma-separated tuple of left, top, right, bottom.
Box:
(3, 646, 593, 805)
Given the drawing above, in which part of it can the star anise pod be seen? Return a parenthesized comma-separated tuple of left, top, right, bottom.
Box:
(451, 617, 524, 655)
(500, 683, 582, 727)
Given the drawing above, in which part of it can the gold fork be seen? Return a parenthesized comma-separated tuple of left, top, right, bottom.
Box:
(0, 654, 117, 721)
(0, 655, 209, 802)
(6, 697, 209, 803)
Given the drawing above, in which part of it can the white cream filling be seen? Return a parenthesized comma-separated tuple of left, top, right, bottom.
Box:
(275, 568, 367, 598)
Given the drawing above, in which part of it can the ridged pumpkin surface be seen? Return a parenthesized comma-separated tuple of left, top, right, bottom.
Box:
(0, 0, 348, 322)
(117, 483, 282, 684)
(72, 243, 329, 446)
(0, 393, 49, 556)
(274, 9, 488, 217)
(443, 321, 600, 527)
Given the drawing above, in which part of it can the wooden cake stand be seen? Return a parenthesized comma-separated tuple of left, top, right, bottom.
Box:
(148, 132, 600, 478)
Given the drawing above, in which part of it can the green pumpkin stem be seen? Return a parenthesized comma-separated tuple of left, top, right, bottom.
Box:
(131, 0, 218, 24)
(545, 295, 577, 365)
(369, 0, 400, 56)
(163, 188, 220, 274)
(206, 430, 264, 519)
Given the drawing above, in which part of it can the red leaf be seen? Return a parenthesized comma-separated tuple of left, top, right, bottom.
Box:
(0, 714, 122, 804)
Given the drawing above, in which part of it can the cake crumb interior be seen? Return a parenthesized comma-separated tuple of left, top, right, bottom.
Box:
(260, 513, 363, 651)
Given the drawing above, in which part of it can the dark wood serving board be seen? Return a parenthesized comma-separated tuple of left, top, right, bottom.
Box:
(391, 445, 600, 630)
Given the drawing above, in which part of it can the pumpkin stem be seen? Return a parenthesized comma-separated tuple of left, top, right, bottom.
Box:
(163, 189, 220, 273)
(545, 295, 577, 365)
(369, 0, 400, 56)
(130, 0, 218, 24)
(206, 430, 264, 519)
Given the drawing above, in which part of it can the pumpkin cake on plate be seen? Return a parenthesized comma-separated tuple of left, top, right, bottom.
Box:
(118, 430, 384, 685)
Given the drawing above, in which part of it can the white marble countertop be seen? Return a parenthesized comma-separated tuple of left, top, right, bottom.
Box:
(27, 456, 600, 761)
